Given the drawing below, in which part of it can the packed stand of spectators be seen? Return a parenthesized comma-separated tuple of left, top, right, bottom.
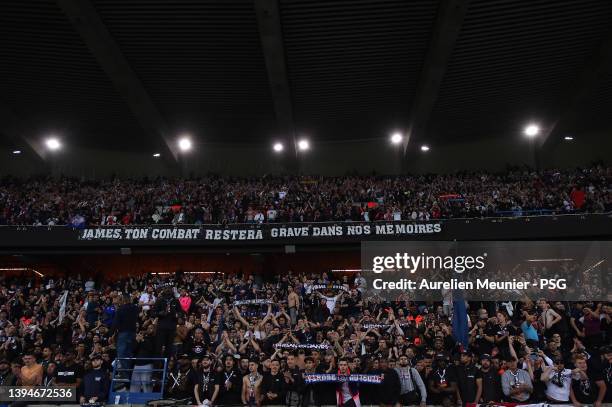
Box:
(0, 165, 610, 227)
(0, 271, 610, 406)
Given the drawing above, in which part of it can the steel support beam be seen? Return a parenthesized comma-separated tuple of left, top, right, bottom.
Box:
(403, 0, 470, 157)
(57, 0, 178, 166)
(254, 0, 298, 172)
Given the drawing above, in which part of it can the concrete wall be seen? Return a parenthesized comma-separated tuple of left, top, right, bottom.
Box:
(1, 132, 609, 177)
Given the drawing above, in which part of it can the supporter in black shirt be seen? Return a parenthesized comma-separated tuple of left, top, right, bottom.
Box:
(166, 353, 193, 400)
(216, 355, 242, 405)
(469, 317, 495, 355)
(194, 354, 219, 405)
(80, 354, 109, 404)
(0, 359, 16, 386)
(261, 359, 287, 405)
(570, 353, 606, 406)
(155, 287, 180, 359)
(427, 355, 457, 406)
(185, 327, 208, 359)
(454, 351, 481, 406)
(377, 357, 400, 407)
(478, 354, 502, 403)
(130, 324, 156, 393)
(55, 350, 83, 388)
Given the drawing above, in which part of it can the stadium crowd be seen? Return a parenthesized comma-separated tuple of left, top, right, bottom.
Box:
(0, 271, 609, 406)
(0, 165, 610, 226)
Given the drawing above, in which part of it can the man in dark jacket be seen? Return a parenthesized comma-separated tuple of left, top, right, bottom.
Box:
(80, 354, 109, 404)
(378, 358, 400, 407)
(154, 287, 180, 358)
(112, 294, 138, 375)
(261, 359, 287, 405)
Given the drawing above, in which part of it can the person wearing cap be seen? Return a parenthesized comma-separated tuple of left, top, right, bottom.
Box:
(80, 354, 109, 404)
(454, 350, 481, 406)
(194, 354, 219, 406)
(478, 354, 502, 403)
(541, 357, 572, 403)
(501, 356, 533, 403)
(427, 354, 457, 406)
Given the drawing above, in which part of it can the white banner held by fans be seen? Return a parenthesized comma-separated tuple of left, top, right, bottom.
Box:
(308, 284, 349, 293)
(207, 298, 223, 323)
(233, 299, 273, 306)
(274, 343, 330, 350)
(58, 290, 69, 323)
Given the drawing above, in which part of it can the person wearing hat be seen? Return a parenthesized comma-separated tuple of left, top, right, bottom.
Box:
(194, 354, 219, 406)
(454, 350, 481, 406)
(478, 354, 502, 403)
(80, 354, 109, 404)
(501, 356, 533, 403)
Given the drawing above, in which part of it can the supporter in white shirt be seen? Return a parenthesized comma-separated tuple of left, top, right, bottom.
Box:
(266, 208, 277, 222)
(319, 292, 342, 314)
(139, 288, 156, 311)
(392, 208, 402, 221)
(254, 211, 265, 224)
(541, 359, 573, 403)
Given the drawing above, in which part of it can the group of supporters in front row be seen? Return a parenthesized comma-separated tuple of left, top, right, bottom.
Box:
(163, 341, 611, 407)
(0, 272, 610, 406)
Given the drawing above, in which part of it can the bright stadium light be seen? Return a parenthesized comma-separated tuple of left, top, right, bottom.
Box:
(421, 144, 430, 152)
(390, 132, 403, 145)
(12, 150, 21, 155)
(564, 136, 574, 141)
(523, 124, 540, 137)
(273, 142, 284, 152)
(153, 153, 161, 157)
(45, 137, 61, 151)
(178, 137, 192, 152)
(297, 139, 310, 151)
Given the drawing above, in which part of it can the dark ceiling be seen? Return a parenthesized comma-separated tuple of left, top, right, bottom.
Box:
(0, 0, 611, 158)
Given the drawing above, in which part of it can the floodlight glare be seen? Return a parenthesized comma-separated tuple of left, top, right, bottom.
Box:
(273, 142, 284, 152)
(390, 132, 403, 145)
(45, 138, 61, 151)
(297, 139, 310, 151)
(523, 124, 540, 137)
(421, 145, 430, 152)
(153, 153, 161, 157)
(564, 136, 574, 141)
(178, 137, 192, 152)
(12, 150, 21, 155)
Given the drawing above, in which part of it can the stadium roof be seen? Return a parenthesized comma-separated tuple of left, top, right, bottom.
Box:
(1, 0, 611, 163)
